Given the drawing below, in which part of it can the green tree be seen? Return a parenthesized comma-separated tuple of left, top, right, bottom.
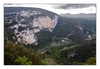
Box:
(40, 60, 47, 65)
(85, 56, 96, 65)
(14, 56, 32, 65)
(4, 40, 43, 65)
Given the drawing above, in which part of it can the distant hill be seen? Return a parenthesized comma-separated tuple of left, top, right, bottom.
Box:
(4, 7, 96, 47)
(60, 13, 96, 20)
(60, 13, 96, 40)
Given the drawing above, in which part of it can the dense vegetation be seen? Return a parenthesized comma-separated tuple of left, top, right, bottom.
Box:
(53, 17, 85, 43)
(77, 18, 96, 35)
(42, 39, 96, 65)
(4, 37, 46, 65)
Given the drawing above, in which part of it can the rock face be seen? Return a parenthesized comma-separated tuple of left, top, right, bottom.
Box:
(4, 7, 95, 45)
(32, 15, 58, 32)
(4, 7, 59, 45)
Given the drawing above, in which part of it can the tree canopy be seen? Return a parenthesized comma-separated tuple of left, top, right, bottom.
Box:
(4, 39, 43, 65)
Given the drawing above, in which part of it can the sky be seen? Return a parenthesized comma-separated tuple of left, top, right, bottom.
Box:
(4, 4, 96, 14)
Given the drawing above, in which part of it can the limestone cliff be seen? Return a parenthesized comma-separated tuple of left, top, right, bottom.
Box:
(4, 7, 59, 45)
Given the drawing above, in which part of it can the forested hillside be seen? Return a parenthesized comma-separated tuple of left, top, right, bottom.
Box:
(4, 7, 96, 65)
(4, 37, 47, 65)
(42, 38, 96, 65)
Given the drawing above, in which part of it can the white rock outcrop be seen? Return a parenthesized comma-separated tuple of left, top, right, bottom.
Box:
(5, 10, 59, 45)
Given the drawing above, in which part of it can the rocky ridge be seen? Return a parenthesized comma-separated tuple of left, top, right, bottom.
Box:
(4, 8, 59, 45)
